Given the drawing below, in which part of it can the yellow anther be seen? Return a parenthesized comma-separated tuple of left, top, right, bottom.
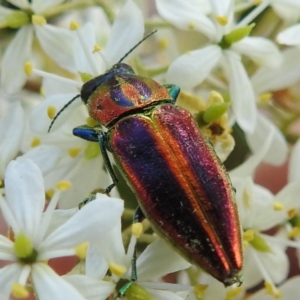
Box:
(11, 283, 29, 298)
(207, 91, 224, 106)
(70, 20, 81, 30)
(158, 37, 169, 50)
(14, 233, 33, 258)
(194, 284, 208, 299)
(68, 148, 81, 158)
(109, 263, 127, 277)
(56, 180, 72, 191)
(45, 189, 55, 200)
(225, 286, 243, 300)
(75, 242, 89, 259)
(243, 229, 254, 242)
(85, 142, 100, 160)
(288, 208, 297, 219)
(32, 15, 46, 26)
(243, 189, 251, 208)
(215, 15, 228, 26)
(287, 227, 300, 238)
(47, 105, 56, 120)
(40, 87, 45, 97)
(93, 44, 102, 53)
(253, 0, 262, 5)
(264, 282, 282, 298)
(79, 72, 93, 83)
(259, 92, 272, 104)
(273, 201, 284, 211)
(243, 240, 249, 249)
(86, 117, 98, 127)
(132, 222, 143, 238)
(24, 61, 32, 76)
(188, 21, 195, 30)
(31, 137, 41, 148)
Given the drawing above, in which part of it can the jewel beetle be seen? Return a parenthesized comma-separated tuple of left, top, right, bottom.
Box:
(49, 32, 243, 287)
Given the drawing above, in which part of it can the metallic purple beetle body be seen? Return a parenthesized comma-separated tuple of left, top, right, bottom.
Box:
(73, 63, 243, 286)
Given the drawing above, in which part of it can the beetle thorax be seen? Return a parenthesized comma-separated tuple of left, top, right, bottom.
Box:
(87, 73, 172, 127)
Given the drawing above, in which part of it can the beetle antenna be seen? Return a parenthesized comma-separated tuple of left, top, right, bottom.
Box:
(118, 30, 158, 63)
(48, 94, 81, 132)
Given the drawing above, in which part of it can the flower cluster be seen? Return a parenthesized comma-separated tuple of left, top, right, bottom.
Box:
(1, 0, 300, 299)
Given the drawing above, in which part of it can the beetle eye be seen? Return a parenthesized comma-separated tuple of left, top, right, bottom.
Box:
(114, 63, 135, 74)
(81, 75, 104, 104)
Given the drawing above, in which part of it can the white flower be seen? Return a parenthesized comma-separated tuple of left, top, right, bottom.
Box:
(0, 158, 124, 299)
(229, 132, 300, 292)
(156, 0, 282, 133)
(0, 0, 78, 94)
(86, 221, 191, 299)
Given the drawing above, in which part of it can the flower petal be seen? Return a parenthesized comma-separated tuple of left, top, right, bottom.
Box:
(4, 158, 45, 242)
(230, 128, 274, 178)
(0, 102, 25, 177)
(22, 145, 63, 175)
(54, 156, 113, 209)
(35, 24, 77, 73)
(31, 0, 65, 13)
(272, 3, 300, 24)
(246, 113, 288, 166)
(222, 50, 256, 133)
(233, 37, 282, 68)
(136, 239, 191, 281)
(32, 263, 85, 300)
(0, 6, 14, 21)
(91, 220, 126, 266)
(251, 48, 300, 95)
(277, 23, 300, 46)
(166, 45, 221, 88)
(73, 22, 105, 75)
(0, 234, 15, 260)
(30, 93, 81, 133)
(7, 0, 29, 9)
(248, 275, 300, 300)
(142, 286, 189, 300)
(85, 245, 108, 279)
(0, 263, 23, 298)
(63, 275, 115, 300)
(235, 177, 280, 231)
(155, 0, 215, 38)
(40, 195, 124, 252)
(103, 0, 144, 66)
(0, 25, 33, 94)
(289, 138, 300, 182)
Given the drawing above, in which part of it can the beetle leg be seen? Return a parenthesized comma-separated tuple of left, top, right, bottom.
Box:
(164, 84, 180, 103)
(131, 206, 145, 282)
(98, 131, 119, 193)
(78, 194, 96, 209)
(73, 125, 119, 193)
(113, 207, 145, 299)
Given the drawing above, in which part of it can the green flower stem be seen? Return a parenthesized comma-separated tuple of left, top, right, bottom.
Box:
(42, 0, 115, 23)
(122, 208, 136, 220)
(137, 233, 156, 244)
